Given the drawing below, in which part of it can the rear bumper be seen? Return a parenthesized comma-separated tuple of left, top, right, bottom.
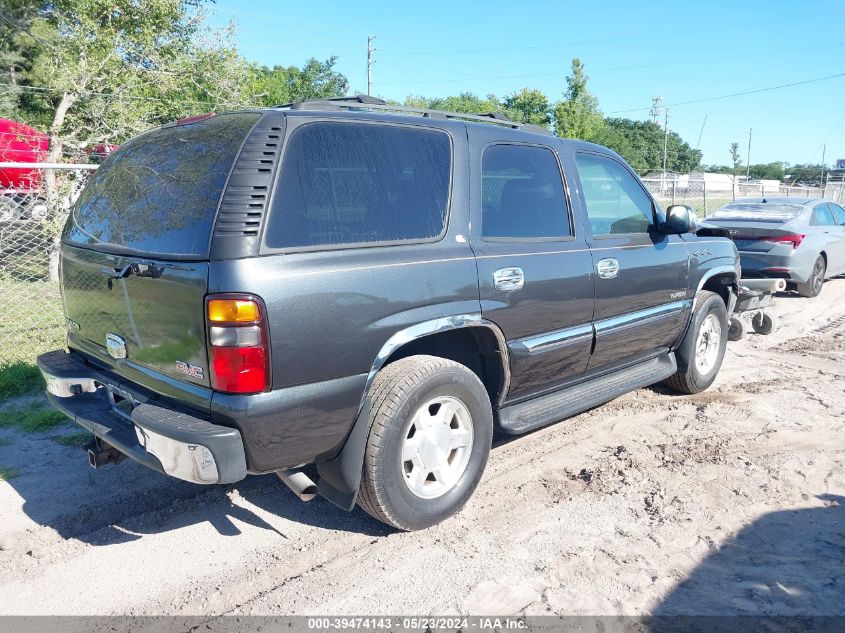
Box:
(737, 250, 814, 283)
(37, 350, 247, 484)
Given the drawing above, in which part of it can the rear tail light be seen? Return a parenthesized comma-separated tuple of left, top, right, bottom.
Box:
(762, 234, 805, 249)
(206, 294, 270, 394)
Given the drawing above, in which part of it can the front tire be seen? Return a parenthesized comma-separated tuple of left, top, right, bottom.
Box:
(664, 291, 728, 394)
(797, 255, 826, 298)
(357, 355, 493, 531)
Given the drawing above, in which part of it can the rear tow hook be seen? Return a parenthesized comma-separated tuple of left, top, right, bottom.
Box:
(85, 438, 125, 469)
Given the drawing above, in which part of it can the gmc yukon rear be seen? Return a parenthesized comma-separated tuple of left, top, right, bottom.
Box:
(39, 97, 739, 530)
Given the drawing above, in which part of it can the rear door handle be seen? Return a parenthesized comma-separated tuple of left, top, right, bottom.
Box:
(493, 267, 524, 291)
(596, 258, 620, 279)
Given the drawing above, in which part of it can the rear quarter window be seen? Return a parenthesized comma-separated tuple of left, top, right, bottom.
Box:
(64, 113, 259, 258)
(264, 122, 452, 250)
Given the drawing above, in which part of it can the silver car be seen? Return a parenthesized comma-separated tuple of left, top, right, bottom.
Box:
(707, 197, 845, 297)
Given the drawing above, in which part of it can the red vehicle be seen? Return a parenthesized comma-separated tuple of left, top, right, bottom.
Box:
(0, 118, 49, 192)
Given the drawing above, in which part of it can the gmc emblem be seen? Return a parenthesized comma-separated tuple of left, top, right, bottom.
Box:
(175, 361, 204, 379)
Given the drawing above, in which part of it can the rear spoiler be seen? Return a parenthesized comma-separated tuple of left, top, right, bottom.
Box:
(695, 222, 731, 239)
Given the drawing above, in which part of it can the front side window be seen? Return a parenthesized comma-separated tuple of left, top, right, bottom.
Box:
(811, 204, 835, 226)
(481, 144, 570, 239)
(574, 153, 654, 236)
(829, 203, 845, 226)
(265, 122, 451, 249)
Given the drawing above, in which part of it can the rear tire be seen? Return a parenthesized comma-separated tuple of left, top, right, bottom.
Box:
(797, 256, 825, 298)
(664, 291, 728, 394)
(357, 355, 493, 531)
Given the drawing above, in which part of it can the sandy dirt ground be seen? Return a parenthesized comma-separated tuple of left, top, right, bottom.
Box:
(0, 279, 843, 617)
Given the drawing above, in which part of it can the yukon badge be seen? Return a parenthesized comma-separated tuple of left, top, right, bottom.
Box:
(105, 333, 127, 359)
(175, 361, 204, 379)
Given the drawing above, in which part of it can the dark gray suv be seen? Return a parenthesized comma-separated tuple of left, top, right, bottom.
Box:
(38, 97, 740, 530)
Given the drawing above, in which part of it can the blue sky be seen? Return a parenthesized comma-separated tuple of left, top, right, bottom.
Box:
(208, 0, 845, 168)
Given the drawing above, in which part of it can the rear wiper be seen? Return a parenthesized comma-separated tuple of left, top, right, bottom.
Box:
(99, 260, 193, 281)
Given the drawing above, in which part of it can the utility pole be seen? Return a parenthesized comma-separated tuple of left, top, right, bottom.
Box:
(662, 107, 670, 191)
(696, 114, 708, 150)
(745, 128, 752, 181)
(367, 35, 377, 96)
(649, 96, 663, 126)
(821, 144, 826, 185)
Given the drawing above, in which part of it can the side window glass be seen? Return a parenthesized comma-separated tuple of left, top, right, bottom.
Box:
(265, 122, 451, 249)
(481, 144, 571, 239)
(812, 205, 835, 226)
(827, 203, 845, 226)
(574, 153, 654, 236)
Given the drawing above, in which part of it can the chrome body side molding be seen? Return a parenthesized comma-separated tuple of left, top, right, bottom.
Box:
(515, 324, 593, 354)
(595, 300, 689, 334)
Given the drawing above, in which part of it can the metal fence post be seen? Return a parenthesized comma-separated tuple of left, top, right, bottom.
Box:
(703, 181, 707, 217)
(671, 181, 676, 205)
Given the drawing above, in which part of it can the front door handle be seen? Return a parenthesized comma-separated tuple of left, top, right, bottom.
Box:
(596, 258, 620, 279)
(493, 267, 524, 291)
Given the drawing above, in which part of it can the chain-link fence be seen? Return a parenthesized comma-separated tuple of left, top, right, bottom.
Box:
(0, 164, 95, 365)
(640, 178, 827, 218)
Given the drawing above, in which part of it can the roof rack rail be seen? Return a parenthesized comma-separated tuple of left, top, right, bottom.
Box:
(273, 96, 552, 135)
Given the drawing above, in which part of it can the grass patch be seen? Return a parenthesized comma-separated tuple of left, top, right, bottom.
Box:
(0, 361, 43, 400)
(0, 467, 20, 481)
(53, 431, 92, 447)
(0, 406, 68, 432)
(0, 277, 65, 366)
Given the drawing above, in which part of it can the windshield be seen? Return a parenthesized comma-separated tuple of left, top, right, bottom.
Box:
(64, 113, 259, 258)
(709, 203, 803, 222)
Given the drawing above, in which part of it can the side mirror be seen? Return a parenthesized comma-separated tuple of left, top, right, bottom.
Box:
(662, 204, 697, 234)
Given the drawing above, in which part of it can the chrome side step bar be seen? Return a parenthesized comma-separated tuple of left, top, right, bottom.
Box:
(498, 353, 677, 435)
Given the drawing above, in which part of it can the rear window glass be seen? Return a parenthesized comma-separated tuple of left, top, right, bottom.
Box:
(64, 113, 259, 257)
(710, 203, 803, 222)
(264, 122, 451, 249)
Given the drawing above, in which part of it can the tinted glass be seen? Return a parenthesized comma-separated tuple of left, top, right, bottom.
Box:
(812, 205, 835, 226)
(65, 113, 259, 257)
(481, 144, 570, 239)
(265, 122, 451, 249)
(830, 203, 845, 226)
(574, 153, 654, 235)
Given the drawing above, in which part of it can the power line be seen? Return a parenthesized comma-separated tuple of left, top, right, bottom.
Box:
(372, 41, 845, 86)
(381, 11, 827, 57)
(609, 72, 845, 114)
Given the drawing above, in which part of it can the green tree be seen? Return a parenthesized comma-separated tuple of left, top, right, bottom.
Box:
(8, 0, 250, 177)
(0, 0, 42, 116)
(748, 162, 786, 180)
(403, 92, 505, 115)
(245, 57, 349, 106)
(553, 58, 603, 140)
(595, 118, 701, 173)
(730, 142, 742, 177)
(784, 163, 826, 185)
(503, 88, 551, 127)
(702, 164, 734, 174)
